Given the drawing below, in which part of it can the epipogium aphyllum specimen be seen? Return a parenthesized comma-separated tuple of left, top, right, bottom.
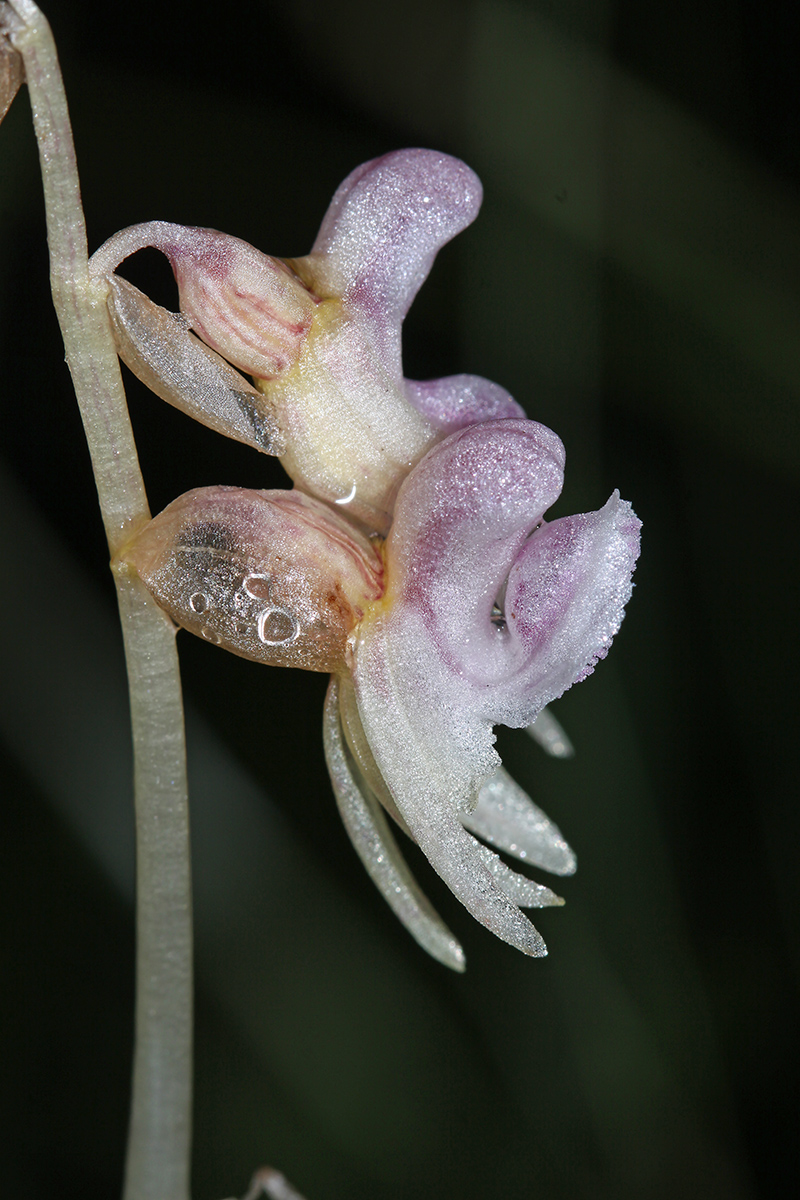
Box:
(1, 4, 640, 1197)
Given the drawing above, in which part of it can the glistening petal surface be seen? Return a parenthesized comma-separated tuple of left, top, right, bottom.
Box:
(300, 149, 482, 375)
(463, 767, 577, 876)
(350, 419, 639, 955)
(353, 612, 549, 957)
(107, 276, 285, 455)
(495, 491, 642, 726)
(323, 677, 465, 971)
(404, 375, 526, 432)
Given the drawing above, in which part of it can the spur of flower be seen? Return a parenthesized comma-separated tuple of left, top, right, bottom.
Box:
(120, 418, 641, 969)
(90, 149, 523, 536)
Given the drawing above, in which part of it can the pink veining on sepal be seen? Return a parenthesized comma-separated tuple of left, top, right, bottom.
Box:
(91, 221, 318, 380)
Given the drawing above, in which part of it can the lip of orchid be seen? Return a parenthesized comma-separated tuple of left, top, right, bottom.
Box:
(346, 418, 640, 957)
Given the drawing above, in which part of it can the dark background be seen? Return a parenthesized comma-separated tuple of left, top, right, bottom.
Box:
(1, 1, 798, 1197)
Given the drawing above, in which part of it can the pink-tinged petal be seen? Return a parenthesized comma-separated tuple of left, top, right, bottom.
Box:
(322, 677, 465, 971)
(107, 276, 286, 455)
(462, 767, 577, 876)
(119, 486, 383, 674)
(495, 491, 642, 726)
(404, 374, 526, 432)
(386, 419, 565, 682)
(296, 149, 482, 376)
(348, 420, 569, 931)
(348, 418, 638, 955)
(91, 222, 317, 380)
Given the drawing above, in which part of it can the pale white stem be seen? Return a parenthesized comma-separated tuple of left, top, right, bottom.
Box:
(115, 568, 192, 1200)
(3, 0, 146, 547)
(3, 4, 193, 1198)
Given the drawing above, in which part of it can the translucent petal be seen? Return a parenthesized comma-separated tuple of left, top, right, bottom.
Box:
(469, 834, 565, 908)
(462, 766, 576, 876)
(525, 706, 575, 758)
(347, 422, 641, 953)
(404, 375, 526, 432)
(337, 674, 411, 837)
(322, 677, 465, 971)
(107, 276, 286, 455)
(121, 486, 383, 674)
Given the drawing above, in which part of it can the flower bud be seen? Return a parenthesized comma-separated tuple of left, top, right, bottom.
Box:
(119, 486, 384, 673)
(165, 228, 318, 379)
(91, 222, 318, 380)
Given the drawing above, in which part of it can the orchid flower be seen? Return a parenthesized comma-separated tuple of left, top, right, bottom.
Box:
(88, 146, 641, 967)
(121, 419, 640, 969)
(89, 149, 524, 535)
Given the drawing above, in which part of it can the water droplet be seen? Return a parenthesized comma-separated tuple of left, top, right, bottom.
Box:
(200, 626, 221, 644)
(335, 482, 357, 506)
(257, 606, 299, 646)
(243, 572, 272, 600)
(189, 591, 209, 613)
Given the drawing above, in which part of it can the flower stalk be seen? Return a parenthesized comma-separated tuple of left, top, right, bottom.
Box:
(1, 4, 193, 1197)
